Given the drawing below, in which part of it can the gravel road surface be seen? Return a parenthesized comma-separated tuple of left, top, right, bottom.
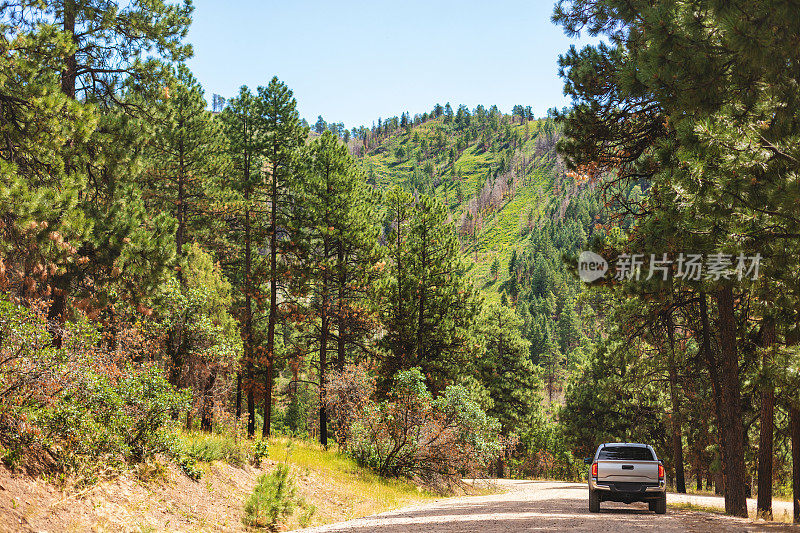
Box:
(299, 480, 800, 532)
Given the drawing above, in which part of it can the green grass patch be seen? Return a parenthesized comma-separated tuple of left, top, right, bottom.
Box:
(268, 437, 434, 513)
(178, 431, 254, 466)
(263, 437, 440, 529)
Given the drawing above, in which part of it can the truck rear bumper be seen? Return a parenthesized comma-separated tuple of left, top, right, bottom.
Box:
(589, 480, 666, 503)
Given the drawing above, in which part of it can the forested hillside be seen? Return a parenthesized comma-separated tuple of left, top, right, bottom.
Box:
(346, 106, 563, 290)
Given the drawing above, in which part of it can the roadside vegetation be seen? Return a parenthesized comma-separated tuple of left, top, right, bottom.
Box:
(177, 432, 437, 530)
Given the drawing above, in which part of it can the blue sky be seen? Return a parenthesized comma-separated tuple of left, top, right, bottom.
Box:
(186, 0, 595, 129)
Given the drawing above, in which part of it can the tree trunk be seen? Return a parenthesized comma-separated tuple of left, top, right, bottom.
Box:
(319, 242, 330, 447)
(200, 369, 217, 432)
(667, 313, 686, 493)
(387, 201, 406, 388)
(697, 424, 708, 492)
(757, 317, 776, 518)
(177, 135, 186, 258)
(244, 174, 255, 438)
(61, 0, 77, 98)
(791, 402, 800, 523)
(714, 472, 724, 495)
(235, 371, 242, 422)
(264, 148, 279, 440)
(714, 286, 748, 517)
(167, 312, 185, 389)
(700, 292, 726, 494)
(47, 289, 68, 348)
(246, 356, 255, 437)
(336, 242, 346, 372)
(262, 360, 273, 438)
(416, 220, 427, 367)
(496, 456, 506, 478)
(49, 0, 76, 348)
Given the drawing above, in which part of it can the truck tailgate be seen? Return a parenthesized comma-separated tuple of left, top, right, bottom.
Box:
(596, 460, 659, 483)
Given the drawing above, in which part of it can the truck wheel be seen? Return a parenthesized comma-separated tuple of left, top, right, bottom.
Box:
(648, 501, 656, 511)
(589, 489, 600, 513)
(654, 494, 667, 514)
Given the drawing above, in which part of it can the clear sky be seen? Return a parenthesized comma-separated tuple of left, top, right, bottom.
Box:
(185, 0, 594, 129)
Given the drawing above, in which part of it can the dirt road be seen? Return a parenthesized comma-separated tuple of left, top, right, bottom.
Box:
(300, 480, 799, 532)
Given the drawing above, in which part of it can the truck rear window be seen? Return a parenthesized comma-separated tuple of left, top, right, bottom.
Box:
(597, 446, 655, 461)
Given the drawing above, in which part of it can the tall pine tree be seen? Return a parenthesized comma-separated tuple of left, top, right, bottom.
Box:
(296, 131, 382, 445)
(220, 86, 265, 437)
(255, 77, 306, 438)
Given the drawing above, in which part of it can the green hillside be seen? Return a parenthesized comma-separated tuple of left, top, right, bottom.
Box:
(351, 108, 563, 300)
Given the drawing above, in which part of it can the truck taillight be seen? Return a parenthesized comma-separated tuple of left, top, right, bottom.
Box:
(591, 462, 598, 478)
(658, 464, 665, 480)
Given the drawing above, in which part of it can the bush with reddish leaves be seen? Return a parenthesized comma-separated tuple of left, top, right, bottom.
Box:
(0, 296, 188, 479)
(326, 366, 501, 488)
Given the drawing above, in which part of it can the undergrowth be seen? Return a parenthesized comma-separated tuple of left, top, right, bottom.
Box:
(242, 447, 315, 531)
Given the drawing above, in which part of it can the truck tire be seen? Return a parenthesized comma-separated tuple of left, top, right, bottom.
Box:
(589, 489, 600, 513)
(648, 501, 656, 511)
(654, 494, 667, 514)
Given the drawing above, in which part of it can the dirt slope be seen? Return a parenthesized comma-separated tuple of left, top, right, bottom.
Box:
(0, 448, 430, 533)
(0, 461, 262, 532)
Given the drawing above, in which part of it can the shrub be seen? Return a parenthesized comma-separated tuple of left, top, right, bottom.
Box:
(325, 365, 374, 447)
(118, 366, 190, 462)
(327, 366, 501, 487)
(242, 464, 299, 530)
(252, 439, 270, 466)
(178, 455, 203, 481)
(0, 443, 20, 470)
(0, 297, 189, 478)
(298, 503, 317, 528)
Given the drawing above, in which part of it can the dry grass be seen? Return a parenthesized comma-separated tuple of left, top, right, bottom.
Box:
(669, 501, 727, 515)
(669, 501, 797, 526)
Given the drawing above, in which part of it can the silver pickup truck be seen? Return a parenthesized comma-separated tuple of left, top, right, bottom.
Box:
(584, 442, 666, 514)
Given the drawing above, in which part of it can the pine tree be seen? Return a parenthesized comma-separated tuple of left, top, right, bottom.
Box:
(220, 86, 265, 437)
(0, 22, 95, 304)
(490, 256, 500, 281)
(296, 131, 382, 445)
(7, 0, 193, 102)
(2, 0, 191, 345)
(379, 191, 480, 392)
(137, 63, 231, 422)
(140, 64, 228, 258)
(255, 77, 306, 438)
(473, 302, 539, 474)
